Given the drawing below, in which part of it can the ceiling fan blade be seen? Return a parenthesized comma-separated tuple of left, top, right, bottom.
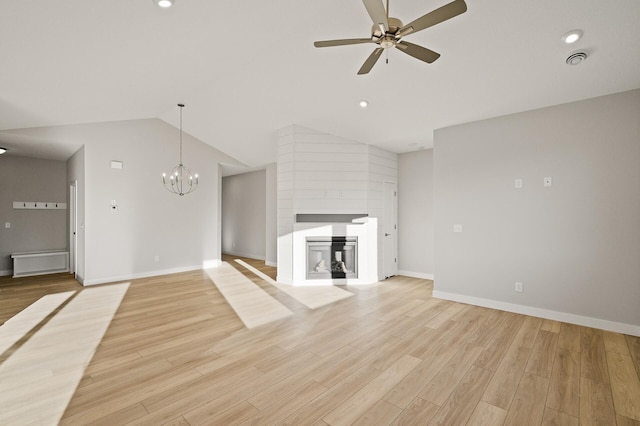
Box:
(397, 0, 467, 37)
(358, 48, 384, 75)
(396, 41, 440, 63)
(314, 38, 374, 48)
(362, 0, 389, 32)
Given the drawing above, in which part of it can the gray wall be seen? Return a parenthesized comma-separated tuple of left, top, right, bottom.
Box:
(0, 156, 68, 274)
(433, 89, 640, 332)
(80, 119, 236, 284)
(6, 118, 243, 285)
(398, 149, 434, 279)
(265, 163, 277, 266)
(221, 170, 267, 260)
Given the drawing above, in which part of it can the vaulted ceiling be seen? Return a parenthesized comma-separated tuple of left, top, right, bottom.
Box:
(1, 0, 639, 168)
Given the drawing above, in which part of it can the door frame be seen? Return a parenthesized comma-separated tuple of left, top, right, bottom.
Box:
(69, 181, 77, 278)
(383, 181, 398, 279)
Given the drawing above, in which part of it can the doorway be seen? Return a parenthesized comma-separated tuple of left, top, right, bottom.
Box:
(383, 181, 398, 278)
(69, 181, 77, 278)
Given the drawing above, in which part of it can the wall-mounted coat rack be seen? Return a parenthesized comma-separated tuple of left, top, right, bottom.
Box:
(13, 201, 67, 210)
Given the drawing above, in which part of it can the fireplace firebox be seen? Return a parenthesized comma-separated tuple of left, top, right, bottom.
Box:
(306, 237, 357, 280)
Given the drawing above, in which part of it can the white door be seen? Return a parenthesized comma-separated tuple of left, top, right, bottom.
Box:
(383, 182, 398, 278)
(69, 182, 77, 277)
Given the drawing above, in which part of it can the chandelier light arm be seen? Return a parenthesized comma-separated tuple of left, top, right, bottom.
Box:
(162, 103, 198, 196)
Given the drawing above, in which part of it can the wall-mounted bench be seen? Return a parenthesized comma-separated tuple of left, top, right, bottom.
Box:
(11, 250, 69, 278)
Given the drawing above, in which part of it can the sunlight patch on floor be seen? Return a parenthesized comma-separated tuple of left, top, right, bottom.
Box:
(0, 290, 75, 356)
(206, 262, 293, 329)
(234, 259, 354, 309)
(0, 283, 129, 425)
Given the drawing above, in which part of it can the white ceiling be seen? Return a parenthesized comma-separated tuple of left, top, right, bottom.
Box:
(1, 0, 639, 167)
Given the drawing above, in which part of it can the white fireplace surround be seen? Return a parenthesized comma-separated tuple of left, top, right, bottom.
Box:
(280, 217, 378, 286)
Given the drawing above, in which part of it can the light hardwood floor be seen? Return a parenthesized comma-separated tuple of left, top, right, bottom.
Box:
(1, 256, 639, 425)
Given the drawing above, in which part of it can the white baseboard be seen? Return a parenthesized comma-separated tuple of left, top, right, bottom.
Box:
(82, 265, 203, 286)
(265, 260, 277, 267)
(222, 251, 266, 261)
(398, 270, 434, 280)
(0, 269, 12, 277)
(432, 290, 640, 337)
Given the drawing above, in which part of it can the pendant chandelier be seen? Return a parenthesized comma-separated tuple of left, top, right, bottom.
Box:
(162, 103, 198, 196)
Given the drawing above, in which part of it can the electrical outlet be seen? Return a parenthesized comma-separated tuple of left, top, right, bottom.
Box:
(4, 222, 10, 229)
(544, 177, 552, 187)
(515, 282, 523, 293)
(453, 224, 463, 233)
(514, 179, 523, 189)
(154, 255, 160, 262)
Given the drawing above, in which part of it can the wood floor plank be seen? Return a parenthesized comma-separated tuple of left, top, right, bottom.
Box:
(1, 260, 638, 425)
(546, 348, 580, 418)
(279, 366, 380, 426)
(607, 350, 640, 421)
(526, 329, 558, 378)
(427, 365, 493, 425)
(383, 343, 459, 409)
(205, 262, 293, 328)
(540, 319, 561, 334)
(323, 355, 422, 426)
(603, 330, 631, 355)
(542, 407, 578, 426)
(466, 401, 507, 426)
(558, 323, 581, 353)
(580, 330, 609, 384)
(503, 373, 549, 426)
(389, 398, 439, 426)
(473, 313, 525, 372)
(627, 335, 640, 378)
(579, 377, 617, 426)
(617, 415, 640, 426)
(241, 380, 328, 426)
(352, 399, 402, 426)
(418, 343, 483, 406)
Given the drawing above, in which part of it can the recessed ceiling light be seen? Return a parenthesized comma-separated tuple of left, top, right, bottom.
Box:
(359, 100, 369, 108)
(0, 147, 7, 155)
(153, 0, 174, 8)
(562, 29, 583, 44)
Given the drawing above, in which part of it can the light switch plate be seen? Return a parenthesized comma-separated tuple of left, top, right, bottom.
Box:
(515, 179, 523, 189)
(453, 224, 463, 233)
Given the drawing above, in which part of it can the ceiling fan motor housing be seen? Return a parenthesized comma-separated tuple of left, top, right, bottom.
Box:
(372, 17, 403, 39)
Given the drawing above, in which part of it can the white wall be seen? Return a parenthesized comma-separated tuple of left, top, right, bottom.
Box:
(0, 156, 68, 275)
(9, 118, 243, 285)
(433, 89, 640, 335)
(277, 125, 397, 284)
(398, 149, 434, 279)
(221, 169, 267, 260)
(67, 146, 85, 281)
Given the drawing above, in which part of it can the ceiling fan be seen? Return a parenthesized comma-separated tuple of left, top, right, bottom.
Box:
(313, 0, 467, 75)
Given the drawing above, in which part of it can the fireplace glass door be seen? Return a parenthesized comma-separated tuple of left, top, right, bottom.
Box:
(306, 237, 357, 280)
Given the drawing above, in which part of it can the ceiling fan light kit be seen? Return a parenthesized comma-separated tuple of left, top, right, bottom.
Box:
(313, 0, 468, 74)
(0, 147, 7, 155)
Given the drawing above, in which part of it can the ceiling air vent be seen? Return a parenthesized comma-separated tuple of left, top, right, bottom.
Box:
(566, 51, 587, 66)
